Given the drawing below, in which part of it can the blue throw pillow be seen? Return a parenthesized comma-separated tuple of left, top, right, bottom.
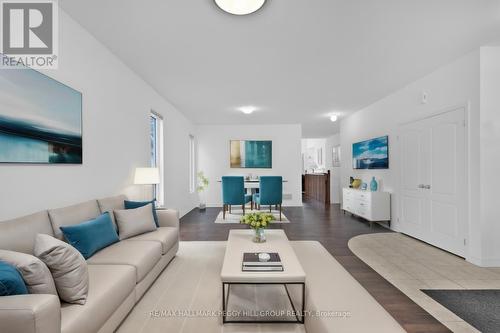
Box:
(60, 212, 119, 259)
(124, 200, 159, 227)
(0, 261, 28, 296)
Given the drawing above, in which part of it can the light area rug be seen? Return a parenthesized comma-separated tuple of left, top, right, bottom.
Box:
(118, 241, 404, 333)
(117, 241, 303, 333)
(214, 209, 289, 224)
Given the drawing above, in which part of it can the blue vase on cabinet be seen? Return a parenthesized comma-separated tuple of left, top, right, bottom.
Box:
(370, 177, 378, 192)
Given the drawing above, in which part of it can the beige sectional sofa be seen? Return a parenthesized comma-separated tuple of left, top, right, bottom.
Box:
(0, 195, 179, 333)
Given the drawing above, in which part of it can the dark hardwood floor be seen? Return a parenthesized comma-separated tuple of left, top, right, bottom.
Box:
(180, 198, 451, 333)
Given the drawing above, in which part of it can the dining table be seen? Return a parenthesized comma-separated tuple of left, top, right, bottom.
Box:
(217, 179, 288, 195)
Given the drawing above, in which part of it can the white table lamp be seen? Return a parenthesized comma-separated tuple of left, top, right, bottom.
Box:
(134, 167, 160, 200)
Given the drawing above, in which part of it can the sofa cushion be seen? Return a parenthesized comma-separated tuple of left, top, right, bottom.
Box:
(35, 234, 89, 305)
(86, 240, 161, 282)
(125, 227, 178, 255)
(124, 199, 159, 227)
(49, 200, 101, 240)
(97, 195, 127, 227)
(0, 249, 57, 295)
(0, 294, 61, 333)
(60, 212, 119, 259)
(61, 264, 135, 333)
(0, 211, 54, 254)
(114, 204, 157, 240)
(0, 261, 28, 296)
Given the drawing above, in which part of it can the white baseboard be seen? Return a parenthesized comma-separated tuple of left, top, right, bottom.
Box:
(469, 256, 500, 267)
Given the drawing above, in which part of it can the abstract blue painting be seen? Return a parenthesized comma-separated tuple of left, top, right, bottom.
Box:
(352, 136, 389, 169)
(0, 60, 82, 164)
(230, 140, 272, 168)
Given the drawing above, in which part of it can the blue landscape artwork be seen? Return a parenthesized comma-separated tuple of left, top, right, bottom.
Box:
(230, 140, 272, 168)
(0, 60, 82, 164)
(352, 136, 389, 169)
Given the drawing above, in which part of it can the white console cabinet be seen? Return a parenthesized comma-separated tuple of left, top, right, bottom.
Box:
(342, 188, 391, 226)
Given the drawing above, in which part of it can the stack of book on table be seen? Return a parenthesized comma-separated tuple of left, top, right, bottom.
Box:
(242, 252, 283, 272)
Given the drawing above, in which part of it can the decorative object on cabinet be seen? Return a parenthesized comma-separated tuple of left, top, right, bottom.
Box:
(370, 177, 378, 192)
(349, 177, 354, 188)
(361, 183, 367, 191)
(351, 179, 362, 189)
(342, 188, 391, 228)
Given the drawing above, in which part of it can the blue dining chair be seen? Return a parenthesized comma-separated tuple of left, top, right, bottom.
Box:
(221, 176, 253, 219)
(253, 176, 283, 220)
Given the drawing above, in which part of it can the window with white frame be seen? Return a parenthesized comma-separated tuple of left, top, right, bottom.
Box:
(189, 134, 196, 193)
(150, 112, 165, 207)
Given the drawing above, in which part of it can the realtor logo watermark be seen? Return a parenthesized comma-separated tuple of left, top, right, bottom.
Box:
(0, 0, 58, 69)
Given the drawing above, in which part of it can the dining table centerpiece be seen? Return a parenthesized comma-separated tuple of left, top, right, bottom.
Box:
(240, 212, 276, 243)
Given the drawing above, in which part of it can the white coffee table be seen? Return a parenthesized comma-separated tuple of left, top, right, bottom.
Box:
(221, 229, 306, 324)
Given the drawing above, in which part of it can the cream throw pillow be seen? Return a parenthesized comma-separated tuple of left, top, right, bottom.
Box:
(0, 249, 58, 295)
(114, 203, 157, 240)
(34, 234, 89, 305)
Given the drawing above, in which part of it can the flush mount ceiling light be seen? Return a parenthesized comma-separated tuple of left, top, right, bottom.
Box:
(239, 106, 258, 114)
(214, 0, 267, 15)
(330, 115, 338, 122)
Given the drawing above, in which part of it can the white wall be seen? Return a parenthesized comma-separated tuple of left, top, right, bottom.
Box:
(302, 138, 327, 171)
(325, 134, 341, 204)
(479, 46, 500, 266)
(0, 10, 198, 220)
(197, 124, 303, 207)
(340, 50, 482, 263)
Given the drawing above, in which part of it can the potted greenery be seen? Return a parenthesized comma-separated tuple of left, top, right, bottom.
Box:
(197, 171, 209, 210)
(240, 212, 276, 243)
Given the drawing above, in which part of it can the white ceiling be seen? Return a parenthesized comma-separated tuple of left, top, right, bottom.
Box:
(60, 0, 500, 137)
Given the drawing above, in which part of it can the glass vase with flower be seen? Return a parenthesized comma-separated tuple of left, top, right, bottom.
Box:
(240, 212, 276, 243)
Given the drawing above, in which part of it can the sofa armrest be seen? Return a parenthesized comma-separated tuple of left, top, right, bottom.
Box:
(156, 209, 180, 228)
(0, 294, 61, 333)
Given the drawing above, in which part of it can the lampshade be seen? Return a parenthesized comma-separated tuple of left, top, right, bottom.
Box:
(134, 167, 160, 185)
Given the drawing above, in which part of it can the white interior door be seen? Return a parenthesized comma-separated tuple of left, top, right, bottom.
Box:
(399, 108, 466, 256)
(400, 125, 428, 240)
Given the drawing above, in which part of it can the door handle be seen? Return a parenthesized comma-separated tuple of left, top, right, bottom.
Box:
(417, 184, 425, 189)
(424, 185, 431, 190)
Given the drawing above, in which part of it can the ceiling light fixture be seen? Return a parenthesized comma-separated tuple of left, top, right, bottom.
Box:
(330, 115, 338, 122)
(239, 106, 257, 114)
(214, 0, 267, 16)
